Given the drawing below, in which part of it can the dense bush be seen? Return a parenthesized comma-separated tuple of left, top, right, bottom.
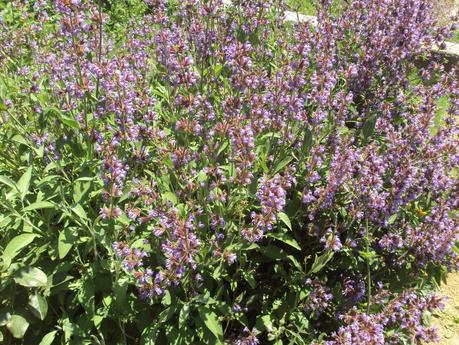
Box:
(0, 0, 458, 344)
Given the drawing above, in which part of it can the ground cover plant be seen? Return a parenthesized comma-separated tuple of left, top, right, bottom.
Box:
(0, 0, 458, 344)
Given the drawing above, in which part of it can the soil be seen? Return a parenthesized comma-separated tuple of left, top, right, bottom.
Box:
(431, 273, 459, 344)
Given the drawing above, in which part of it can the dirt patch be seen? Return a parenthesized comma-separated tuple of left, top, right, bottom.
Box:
(431, 273, 459, 344)
(433, 0, 458, 22)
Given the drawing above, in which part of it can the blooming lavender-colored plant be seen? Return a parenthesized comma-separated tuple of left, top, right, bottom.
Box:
(0, 0, 457, 343)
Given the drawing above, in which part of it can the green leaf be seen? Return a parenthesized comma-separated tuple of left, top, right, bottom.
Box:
(201, 307, 223, 341)
(243, 271, 257, 288)
(287, 255, 304, 272)
(308, 250, 334, 274)
(71, 204, 88, 220)
(29, 294, 48, 320)
(141, 325, 160, 345)
(60, 116, 80, 129)
(273, 156, 293, 175)
(23, 201, 55, 212)
(255, 315, 273, 332)
(267, 232, 301, 251)
(113, 278, 129, 313)
(78, 277, 95, 317)
(14, 266, 48, 287)
(359, 250, 377, 261)
(0, 329, 3, 342)
(162, 192, 177, 205)
(17, 166, 32, 200)
(162, 290, 172, 306)
(12, 134, 30, 147)
(38, 330, 58, 345)
(179, 304, 190, 326)
(361, 115, 377, 142)
(46, 107, 79, 129)
(58, 228, 77, 259)
(0, 175, 18, 191)
(387, 214, 398, 225)
(302, 128, 313, 154)
(2, 233, 39, 261)
(6, 314, 29, 339)
(277, 212, 292, 231)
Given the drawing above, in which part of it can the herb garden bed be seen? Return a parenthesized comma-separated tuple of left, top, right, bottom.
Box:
(0, 1, 458, 344)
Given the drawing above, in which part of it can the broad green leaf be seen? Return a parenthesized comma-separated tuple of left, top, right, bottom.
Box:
(0, 175, 18, 191)
(62, 319, 77, 342)
(273, 156, 293, 175)
(113, 278, 129, 313)
(179, 304, 190, 327)
(29, 294, 48, 320)
(58, 228, 77, 259)
(359, 250, 377, 261)
(243, 271, 256, 288)
(14, 266, 48, 287)
(287, 255, 304, 272)
(267, 232, 300, 251)
(387, 214, 398, 225)
(6, 314, 29, 339)
(94, 314, 104, 328)
(302, 129, 313, 153)
(162, 290, 172, 306)
(11, 134, 30, 147)
(71, 204, 88, 220)
(255, 315, 273, 332)
(2, 233, 38, 261)
(201, 307, 223, 341)
(162, 192, 177, 204)
(141, 325, 160, 345)
(308, 251, 334, 274)
(17, 166, 32, 200)
(38, 330, 58, 345)
(73, 178, 93, 204)
(23, 201, 55, 212)
(60, 116, 80, 129)
(277, 212, 292, 231)
(78, 277, 95, 317)
(0, 329, 3, 342)
(46, 107, 79, 129)
(361, 115, 377, 142)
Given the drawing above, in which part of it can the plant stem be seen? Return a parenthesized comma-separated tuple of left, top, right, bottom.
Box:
(365, 216, 372, 313)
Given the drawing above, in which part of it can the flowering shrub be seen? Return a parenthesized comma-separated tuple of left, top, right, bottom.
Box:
(0, 0, 458, 344)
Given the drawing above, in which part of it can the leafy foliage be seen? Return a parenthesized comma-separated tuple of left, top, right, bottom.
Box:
(0, 0, 458, 344)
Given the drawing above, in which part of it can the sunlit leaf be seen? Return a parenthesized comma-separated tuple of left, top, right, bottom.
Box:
(29, 293, 48, 320)
(2, 233, 39, 261)
(6, 314, 29, 339)
(14, 266, 48, 287)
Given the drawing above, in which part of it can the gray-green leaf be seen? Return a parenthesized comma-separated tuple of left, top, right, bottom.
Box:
(6, 314, 29, 339)
(201, 307, 223, 341)
(23, 201, 55, 212)
(17, 166, 32, 200)
(2, 233, 39, 261)
(38, 330, 58, 345)
(308, 250, 334, 274)
(29, 293, 48, 320)
(267, 232, 300, 251)
(277, 212, 292, 231)
(58, 228, 77, 259)
(0, 175, 18, 192)
(14, 266, 48, 287)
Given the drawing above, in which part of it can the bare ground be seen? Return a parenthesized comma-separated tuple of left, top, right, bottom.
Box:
(431, 273, 459, 345)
